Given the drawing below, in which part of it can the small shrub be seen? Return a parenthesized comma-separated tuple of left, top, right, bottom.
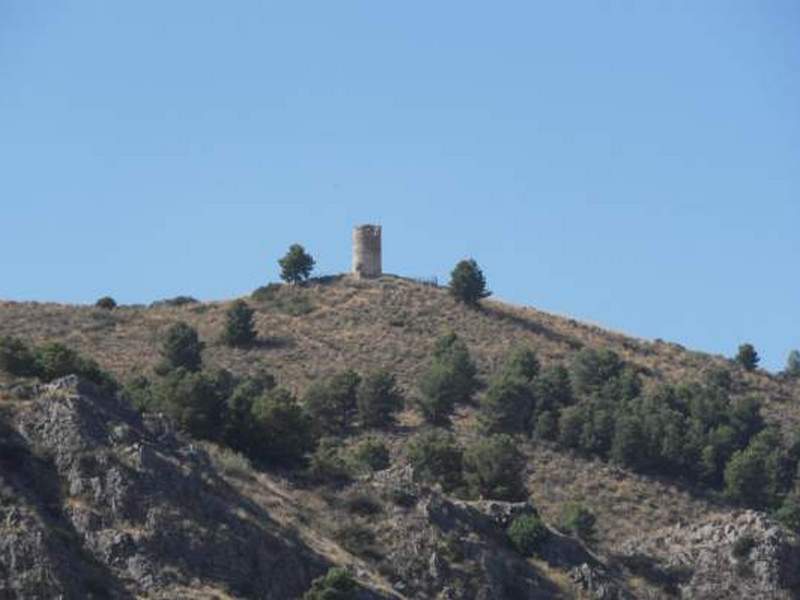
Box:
(416, 334, 479, 424)
(507, 514, 549, 557)
(532, 365, 574, 411)
(357, 370, 404, 428)
(533, 410, 558, 441)
(152, 368, 225, 440)
(159, 322, 204, 372)
(503, 346, 540, 381)
(570, 348, 624, 396)
(150, 295, 198, 308)
(735, 343, 759, 372)
(251, 283, 282, 303)
(221, 299, 257, 347)
(95, 296, 117, 310)
(0, 337, 38, 377)
(723, 428, 784, 510)
(349, 437, 390, 472)
(732, 534, 756, 559)
(407, 429, 464, 492)
(302, 567, 357, 600)
(785, 350, 800, 379)
(308, 437, 352, 483)
(387, 486, 417, 508)
(250, 387, 314, 465)
(122, 375, 154, 411)
(438, 532, 466, 564)
(337, 524, 380, 559)
(558, 503, 597, 544)
(463, 434, 526, 501)
(416, 363, 459, 424)
(479, 374, 535, 434)
(208, 445, 253, 480)
(345, 493, 383, 517)
(305, 370, 361, 436)
(776, 495, 800, 533)
(33, 342, 117, 392)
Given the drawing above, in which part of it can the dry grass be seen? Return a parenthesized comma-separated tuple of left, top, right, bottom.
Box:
(3, 274, 796, 423)
(525, 444, 719, 554)
(2, 274, 798, 567)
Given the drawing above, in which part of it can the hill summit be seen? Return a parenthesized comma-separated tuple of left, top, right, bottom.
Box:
(1, 275, 799, 599)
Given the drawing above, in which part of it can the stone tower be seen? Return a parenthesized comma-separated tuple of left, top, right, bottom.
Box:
(352, 225, 382, 279)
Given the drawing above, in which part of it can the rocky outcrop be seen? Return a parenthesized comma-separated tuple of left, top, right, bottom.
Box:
(2, 376, 330, 599)
(618, 510, 800, 599)
(366, 464, 632, 599)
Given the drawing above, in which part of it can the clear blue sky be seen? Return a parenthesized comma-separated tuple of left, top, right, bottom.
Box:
(1, 2, 798, 371)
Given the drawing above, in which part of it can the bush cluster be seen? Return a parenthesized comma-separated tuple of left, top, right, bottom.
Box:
(0, 337, 117, 392)
(407, 428, 527, 500)
(477, 343, 800, 514)
(416, 333, 480, 424)
(127, 323, 312, 466)
(128, 322, 409, 472)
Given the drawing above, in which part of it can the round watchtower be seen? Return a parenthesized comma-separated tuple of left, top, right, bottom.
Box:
(352, 225, 382, 279)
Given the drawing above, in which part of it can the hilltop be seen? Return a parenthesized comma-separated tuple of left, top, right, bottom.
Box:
(1, 275, 799, 599)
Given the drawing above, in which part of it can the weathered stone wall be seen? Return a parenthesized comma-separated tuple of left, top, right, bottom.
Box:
(352, 225, 382, 278)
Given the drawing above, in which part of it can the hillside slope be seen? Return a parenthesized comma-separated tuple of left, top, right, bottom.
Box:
(2, 275, 799, 599)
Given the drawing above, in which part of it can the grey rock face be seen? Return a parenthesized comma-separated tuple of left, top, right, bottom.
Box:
(619, 510, 800, 599)
(368, 465, 631, 600)
(2, 377, 326, 599)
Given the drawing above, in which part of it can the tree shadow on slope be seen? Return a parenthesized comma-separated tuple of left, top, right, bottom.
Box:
(481, 305, 583, 351)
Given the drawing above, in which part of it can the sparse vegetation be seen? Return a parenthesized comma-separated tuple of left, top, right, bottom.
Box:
(250, 386, 315, 465)
(302, 567, 357, 600)
(407, 429, 464, 493)
(150, 295, 198, 308)
(2, 271, 799, 595)
(558, 502, 597, 544)
(150, 368, 227, 440)
(776, 493, 800, 533)
(507, 514, 549, 557)
(308, 437, 351, 483)
(735, 343, 759, 371)
(0, 336, 39, 377)
(732, 534, 756, 559)
(785, 350, 800, 379)
(723, 428, 788, 509)
(305, 370, 360, 435)
(0, 337, 117, 392)
(416, 332, 479, 424)
(95, 296, 117, 310)
(349, 436, 390, 472)
(356, 370, 404, 428)
(479, 371, 535, 434)
(463, 434, 526, 501)
(221, 299, 257, 347)
(159, 322, 204, 372)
